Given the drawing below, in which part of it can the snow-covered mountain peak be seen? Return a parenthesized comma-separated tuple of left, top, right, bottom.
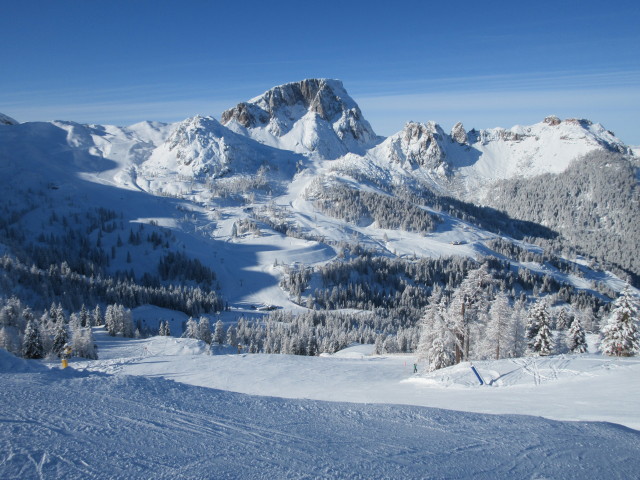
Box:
(370, 121, 449, 173)
(221, 79, 380, 159)
(335, 114, 635, 202)
(0, 112, 19, 125)
(471, 116, 631, 154)
(142, 114, 303, 180)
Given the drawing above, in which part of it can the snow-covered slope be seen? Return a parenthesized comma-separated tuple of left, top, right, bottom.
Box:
(337, 115, 632, 199)
(221, 78, 381, 158)
(84, 333, 640, 430)
(3, 340, 640, 479)
(141, 115, 304, 180)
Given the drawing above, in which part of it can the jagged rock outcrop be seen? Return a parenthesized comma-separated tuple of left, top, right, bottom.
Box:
(386, 121, 447, 171)
(543, 115, 562, 126)
(450, 122, 468, 144)
(221, 79, 380, 158)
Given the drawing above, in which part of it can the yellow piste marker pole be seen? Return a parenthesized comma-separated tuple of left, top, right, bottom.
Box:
(61, 345, 72, 369)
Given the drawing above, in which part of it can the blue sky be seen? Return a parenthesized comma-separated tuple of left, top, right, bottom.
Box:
(1, 0, 639, 144)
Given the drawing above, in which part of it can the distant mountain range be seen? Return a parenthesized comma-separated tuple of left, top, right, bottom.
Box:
(0, 78, 637, 316)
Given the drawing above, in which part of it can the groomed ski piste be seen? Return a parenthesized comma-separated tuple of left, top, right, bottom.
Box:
(2, 330, 639, 479)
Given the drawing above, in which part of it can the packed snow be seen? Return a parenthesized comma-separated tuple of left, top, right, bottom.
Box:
(2, 333, 640, 479)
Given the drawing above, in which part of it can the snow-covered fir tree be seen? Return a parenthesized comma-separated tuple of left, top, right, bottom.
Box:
(511, 297, 528, 357)
(526, 300, 543, 350)
(52, 321, 68, 356)
(416, 287, 451, 366)
(527, 300, 553, 356)
(79, 304, 91, 327)
(555, 308, 571, 330)
(566, 316, 588, 354)
(184, 317, 198, 339)
(197, 316, 212, 344)
(428, 338, 452, 372)
(0, 326, 17, 355)
(93, 305, 103, 326)
(226, 325, 237, 347)
(104, 304, 134, 337)
(22, 319, 44, 359)
(159, 320, 170, 336)
(448, 264, 495, 363)
(71, 327, 98, 359)
(481, 291, 515, 359)
(600, 287, 639, 357)
(214, 319, 226, 345)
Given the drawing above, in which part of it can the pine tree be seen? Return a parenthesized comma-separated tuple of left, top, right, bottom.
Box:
(601, 287, 639, 357)
(105, 305, 117, 336)
(214, 319, 226, 345)
(526, 300, 543, 349)
(226, 325, 237, 347)
(448, 264, 495, 363)
(511, 297, 528, 357)
(0, 326, 17, 354)
(120, 306, 134, 338)
(22, 320, 44, 359)
(52, 321, 68, 356)
(71, 328, 98, 359)
(555, 308, 570, 330)
(428, 339, 452, 372)
(197, 317, 212, 344)
(158, 321, 167, 336)
(566, 317, 588, 354)
(79, 304, 91, 327)
(483, 291, 514, 359)
(532, 319, 553, 356)
(184, 317, 198, 339)
(417, 292, 453, 368)
(93, 305, 103, 326)
(527, 300, 552, 356)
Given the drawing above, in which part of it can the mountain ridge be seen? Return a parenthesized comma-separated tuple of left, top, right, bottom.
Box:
(0, 79, 637, 298)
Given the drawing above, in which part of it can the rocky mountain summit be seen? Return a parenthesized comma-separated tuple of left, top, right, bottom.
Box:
(221, 79, 380, 158)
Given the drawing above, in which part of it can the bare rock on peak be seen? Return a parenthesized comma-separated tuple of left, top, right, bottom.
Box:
(221, 79, 379, 158)
(451, 122, 467, 144)
(543, 115, 561, 126)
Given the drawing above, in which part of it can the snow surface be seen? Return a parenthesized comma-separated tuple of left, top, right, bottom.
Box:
(2, 335, 640, 479)
(335, 117, 632, 200)
(78, 331, 640, 430)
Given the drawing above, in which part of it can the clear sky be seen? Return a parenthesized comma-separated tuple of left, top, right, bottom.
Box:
(2, 0, 639, 144)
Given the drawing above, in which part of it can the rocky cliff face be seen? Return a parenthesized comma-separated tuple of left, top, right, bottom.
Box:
(385, 121, 448, 172)
(221, 79, 380, 158)
(450, 122, 468, 145)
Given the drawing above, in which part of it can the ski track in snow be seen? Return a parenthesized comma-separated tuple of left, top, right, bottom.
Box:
(2, 352, 640, 480)
(2, 336, 640, 479)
